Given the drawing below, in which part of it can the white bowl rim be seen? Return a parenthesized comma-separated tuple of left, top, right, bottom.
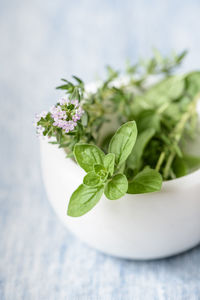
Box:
(56, 144, 200, 190)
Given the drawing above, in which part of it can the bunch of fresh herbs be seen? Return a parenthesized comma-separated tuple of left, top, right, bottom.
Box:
(34, 50, 200, 217)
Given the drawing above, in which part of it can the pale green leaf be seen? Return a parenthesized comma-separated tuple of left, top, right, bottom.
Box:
(74, 144, 105, 172)
(108, 121, 137, 166)
(182, 153, 200, 172)
(186, 71, 200, 97)
(93, 164, 108, 181)
(104, 174, 128, 200)
(145, 75, 185, 105)
(83, 172, 101, 186)
(128, 169, 162, 194)
(104, 153, 115, 175)
(67, 184, 104, 217)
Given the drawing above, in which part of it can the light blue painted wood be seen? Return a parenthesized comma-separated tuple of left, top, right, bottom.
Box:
(1, 0, 200, 299)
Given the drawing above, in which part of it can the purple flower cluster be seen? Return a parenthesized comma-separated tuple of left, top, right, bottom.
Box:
(34, 96, 84, 137)
(50, 97, 84, 133)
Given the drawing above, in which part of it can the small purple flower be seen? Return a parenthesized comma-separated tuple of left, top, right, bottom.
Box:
(50, 97, 84, 133)
(34, 97, 84, 137)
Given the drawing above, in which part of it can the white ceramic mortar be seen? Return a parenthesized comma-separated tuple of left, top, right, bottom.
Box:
(40, 84, 200, 259)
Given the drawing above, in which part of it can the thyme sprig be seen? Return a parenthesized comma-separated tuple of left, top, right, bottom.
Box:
(35, 50, 200, 181)
(34, 50, 200, 216)
(156, 93, 199, 179)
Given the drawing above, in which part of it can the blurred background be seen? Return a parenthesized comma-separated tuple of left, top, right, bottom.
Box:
(1, 0, 200, 299)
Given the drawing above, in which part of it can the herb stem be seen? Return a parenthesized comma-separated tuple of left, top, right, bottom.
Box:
(163, 93, 200, 179)
(155, 103, 171, 172)
(155, 151, 166, 172)
(157, 102, 170, 114)
(163, 152, 176, 179)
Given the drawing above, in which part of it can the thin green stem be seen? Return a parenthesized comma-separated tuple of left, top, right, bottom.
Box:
(155, 151, 166, 172)
(163, 93, 200, 179)
(157, 102, 170, 114)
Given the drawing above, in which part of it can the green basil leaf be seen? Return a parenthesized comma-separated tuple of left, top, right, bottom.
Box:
(93, 164, 105, 173)
(146, 75, 185, 104)
(186, 71, 200, 97)
(93, 164, 108, 181)
(74, 144, 105, 172)
(108, 121, 137, 166)
(182, 154, 200, 171)
(104, 153, 115, 175)
(172, 156, 188, 178)
(127, 128, 155, 170)
(67, 184, 104, 217)
(137, 110, 161, 132)
(128, 169, 162, 194)
(163, 103, 182, 123)
(104, 174, 128, 200)
(83, 171, 100, 186)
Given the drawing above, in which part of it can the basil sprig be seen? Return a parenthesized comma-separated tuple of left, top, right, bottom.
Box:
(67, 121, 162, 217)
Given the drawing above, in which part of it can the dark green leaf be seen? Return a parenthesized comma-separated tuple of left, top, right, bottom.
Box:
(93, 164, 104, 173)
(49, 141, 58, 145)
(176, 50, 188, 63)
(137, 110, 161, 132)
(56, 84, 71, 90)
(72, 75, 84, 85)
(172, 156, 187, 178)
(127, 128, 155, 170)
(61, 78, 74, 85)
